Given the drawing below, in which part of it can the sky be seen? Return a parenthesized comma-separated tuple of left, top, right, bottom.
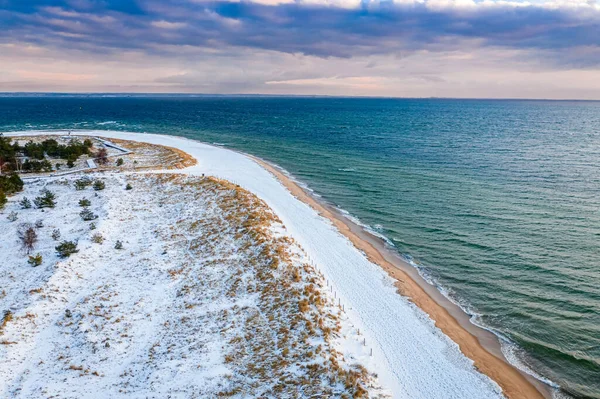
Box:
(0, 0, 599, 99)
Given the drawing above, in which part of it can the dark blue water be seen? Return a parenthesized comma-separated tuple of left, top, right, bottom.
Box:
(1, 95, 599, 398)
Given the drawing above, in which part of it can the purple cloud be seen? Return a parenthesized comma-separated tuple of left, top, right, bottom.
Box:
(0, 0, 599, 66)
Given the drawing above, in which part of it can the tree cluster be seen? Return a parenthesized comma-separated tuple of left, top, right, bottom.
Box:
(0, 173, 24, 195)
(21, 139, 92, 163)
(0, 135, 18, 172)
(22, 159, 53, 173)
(0, 135, 93, 173)
(0, 173, 24, 209)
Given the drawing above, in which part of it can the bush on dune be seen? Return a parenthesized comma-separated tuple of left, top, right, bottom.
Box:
(80, 207, 98, 221)
(74, 178, 92, 190)
(55, 240, 79, 258)
(91, 233, 104, 244)
(28, 253, 43, 267)
(34, 189, 56, 209)
(19, 197, 31, 209)
(51, 229, 61, 241)
(79, 198, 91, 207)
(93, 180, 105, 191)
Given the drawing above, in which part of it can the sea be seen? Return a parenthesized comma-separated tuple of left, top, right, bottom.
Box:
(1, 95, 598, 398)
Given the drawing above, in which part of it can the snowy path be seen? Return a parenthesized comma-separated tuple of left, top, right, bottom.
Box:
(7, 130, 504, 399)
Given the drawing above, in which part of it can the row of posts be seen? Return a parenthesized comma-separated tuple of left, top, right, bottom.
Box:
(307, 254, 373, 358)
(214, 174, 374, 358)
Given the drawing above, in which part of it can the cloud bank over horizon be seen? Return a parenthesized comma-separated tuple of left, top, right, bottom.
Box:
(1, 0, 599, 98)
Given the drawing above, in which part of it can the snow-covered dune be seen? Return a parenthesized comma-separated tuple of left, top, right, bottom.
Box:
(6, 130, 503, 398)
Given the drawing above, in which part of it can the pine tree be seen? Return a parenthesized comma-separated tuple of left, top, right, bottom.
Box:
(19, 197, 32, 209)
(34, 189, 56, 208)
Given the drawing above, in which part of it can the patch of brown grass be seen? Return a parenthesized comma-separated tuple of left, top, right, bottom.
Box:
(123, 173, 380, 398)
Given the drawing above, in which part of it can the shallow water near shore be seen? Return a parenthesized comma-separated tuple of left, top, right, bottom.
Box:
(1, 95, 599, 398)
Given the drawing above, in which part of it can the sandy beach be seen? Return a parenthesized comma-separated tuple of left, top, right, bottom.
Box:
(4, 130, 546, 398)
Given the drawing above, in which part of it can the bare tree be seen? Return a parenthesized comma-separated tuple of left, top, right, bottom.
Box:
(95, 148, 108, 165)
(17, 223, 38, 254)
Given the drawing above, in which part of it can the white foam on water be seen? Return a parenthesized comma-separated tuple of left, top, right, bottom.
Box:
(402, 253, 567, 396)
(501, 342, 563, 390)
(335, 207, 397, 248)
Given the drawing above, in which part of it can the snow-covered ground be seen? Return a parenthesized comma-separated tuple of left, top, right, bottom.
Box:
(3, 130, 504, 398)
(1, 173, 383, 398)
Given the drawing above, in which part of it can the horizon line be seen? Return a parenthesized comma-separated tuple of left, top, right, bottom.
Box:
(0, 92, 599, 102)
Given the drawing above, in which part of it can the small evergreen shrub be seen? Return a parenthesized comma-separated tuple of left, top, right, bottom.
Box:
(0, 190, 6, 209)
(51, 228, 61, 241)
(35, 219, 44, 228)
(7, 211, 18, 222)
(55, 240, 79, 258)
(114, 240, 123, 250)
(116, 158, 124, 166)
(28, 253, 43, 267)
(89, 222, 97, 230)
(80, 207, 98, 221)
(125, 183, 132, 190)
(19, 197, 32, 209)
(74, 178, 92, 190)
(67, 159, 75, 168)
(55, 163, 62, 171)
(92, 180, 105, 191)
(79, 198, 91, 207)
(34, 189, 56, 208)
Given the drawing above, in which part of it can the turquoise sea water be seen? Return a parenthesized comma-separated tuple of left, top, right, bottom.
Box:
(1, 95, 599, 398)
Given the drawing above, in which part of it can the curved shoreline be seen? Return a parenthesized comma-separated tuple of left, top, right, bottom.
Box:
(5, 129, 549, 398)
(249, 156, 550, 399)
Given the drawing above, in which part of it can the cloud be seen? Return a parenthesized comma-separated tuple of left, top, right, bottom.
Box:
(0, 0, 599, 97)
(151, 20, 188, 29)
(0, 0, 598, 61)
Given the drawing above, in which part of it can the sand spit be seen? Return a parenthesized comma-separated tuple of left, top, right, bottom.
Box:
(4, 130, 535, 398)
